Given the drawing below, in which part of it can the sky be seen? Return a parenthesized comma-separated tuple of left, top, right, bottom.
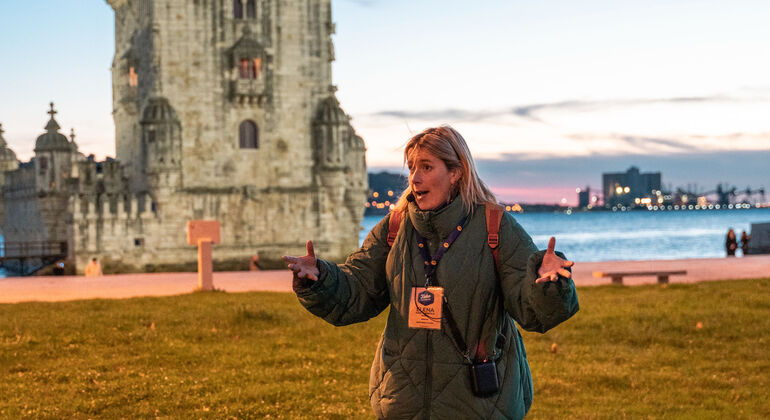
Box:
(0, 0, 768, 205)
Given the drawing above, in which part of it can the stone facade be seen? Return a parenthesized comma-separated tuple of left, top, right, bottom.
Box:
(0, 0, 367, 273)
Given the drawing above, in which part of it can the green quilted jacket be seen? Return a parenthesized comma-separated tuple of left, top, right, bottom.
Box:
(295, 196, 579, 419)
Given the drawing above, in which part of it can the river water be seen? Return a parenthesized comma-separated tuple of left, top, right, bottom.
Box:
(361, 208, 770, 262)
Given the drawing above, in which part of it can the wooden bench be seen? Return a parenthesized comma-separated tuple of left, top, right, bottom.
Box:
(592, 270, 687, 285)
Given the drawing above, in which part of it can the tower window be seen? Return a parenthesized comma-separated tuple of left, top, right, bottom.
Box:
(238, 120, 259, 149)
(147, 129, 156, 143)
(39, 157, 48, 171)
(239, 58, 261, 79)
(246, 0, 256, 18)
(129, 66, 138, 87)
(233, 0, 243, 19)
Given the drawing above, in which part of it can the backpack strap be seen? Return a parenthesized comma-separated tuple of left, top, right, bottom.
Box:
(485, 203, 504, 272)
(386, 210, 404, 247)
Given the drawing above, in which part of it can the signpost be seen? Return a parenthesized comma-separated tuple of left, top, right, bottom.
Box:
(186, 220, 221, 291)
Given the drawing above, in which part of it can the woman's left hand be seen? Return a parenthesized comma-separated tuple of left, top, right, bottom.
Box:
(536, 237, 575, 284)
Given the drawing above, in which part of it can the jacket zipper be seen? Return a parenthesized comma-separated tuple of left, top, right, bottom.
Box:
(424, 330, 432, 419)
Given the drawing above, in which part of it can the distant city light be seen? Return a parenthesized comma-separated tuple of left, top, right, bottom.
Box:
(623, 186, 630, 193)
(387, 190, 394, 196)
(373, 192, 379, 198)
(615, 186, 623, 194)
(576, 188, 581, 193)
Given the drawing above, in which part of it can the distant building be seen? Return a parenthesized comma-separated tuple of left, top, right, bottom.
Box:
(577, 186, 590, 208)
(603, 166, 661, 208)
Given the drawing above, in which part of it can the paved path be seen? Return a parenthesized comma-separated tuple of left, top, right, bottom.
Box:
(1, 255, 768, 304)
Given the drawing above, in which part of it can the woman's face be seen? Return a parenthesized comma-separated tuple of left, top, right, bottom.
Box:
(408, 148, 460, 210)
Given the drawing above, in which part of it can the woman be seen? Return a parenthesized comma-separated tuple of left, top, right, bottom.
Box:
(740, 230, 750, 256)
(726, 228, 738, 257)
(283, 126, 579, 419)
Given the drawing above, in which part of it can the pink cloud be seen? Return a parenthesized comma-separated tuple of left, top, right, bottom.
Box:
(489, 185, 582, 206)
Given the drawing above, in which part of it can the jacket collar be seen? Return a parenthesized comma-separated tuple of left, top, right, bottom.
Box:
(408, 195, 468, 241)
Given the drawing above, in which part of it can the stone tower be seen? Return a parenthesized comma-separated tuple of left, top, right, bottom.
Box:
(0, 123, 20, 224)
(96, 0, 367, 267)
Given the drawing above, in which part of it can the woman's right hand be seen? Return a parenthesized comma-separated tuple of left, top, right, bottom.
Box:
(282, 240, 319, 282)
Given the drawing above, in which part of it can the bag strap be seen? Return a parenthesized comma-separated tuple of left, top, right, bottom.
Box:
(485, 203, 504, 273)
(387, 210, 403, 247)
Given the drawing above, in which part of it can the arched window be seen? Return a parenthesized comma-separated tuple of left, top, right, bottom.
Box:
(233, 0, 243, 19)
(239, 120, 258, 149)
(246, 0, 256, 19)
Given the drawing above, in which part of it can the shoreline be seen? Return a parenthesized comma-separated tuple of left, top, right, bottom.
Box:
(1, 255, 768, 304)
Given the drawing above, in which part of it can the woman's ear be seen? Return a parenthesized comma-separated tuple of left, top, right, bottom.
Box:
(449, 168, 461, 186)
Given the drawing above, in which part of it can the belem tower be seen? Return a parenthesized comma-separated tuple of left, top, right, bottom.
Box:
(0, 0, 367, 273)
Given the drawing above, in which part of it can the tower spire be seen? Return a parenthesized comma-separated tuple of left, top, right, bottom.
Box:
(45, 102, 61, 132)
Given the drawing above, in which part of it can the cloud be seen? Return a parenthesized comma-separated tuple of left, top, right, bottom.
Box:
(368, 94, 750, 124)
(566, 133, 696, 153)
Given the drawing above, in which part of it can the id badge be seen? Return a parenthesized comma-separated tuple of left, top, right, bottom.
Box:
(408, 287, 443, 330)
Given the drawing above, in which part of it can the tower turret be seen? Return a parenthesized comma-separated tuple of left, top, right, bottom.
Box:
(313, 93, 351, 203)
(0, 123, 20, 176)
(139, 97, 182, 200)
(34, 103, 73, 193)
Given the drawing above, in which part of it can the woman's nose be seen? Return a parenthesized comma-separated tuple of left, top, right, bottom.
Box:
(411, 171, 422, 184)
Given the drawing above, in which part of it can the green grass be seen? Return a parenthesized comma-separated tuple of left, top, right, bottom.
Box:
(1, 279, 769, 419)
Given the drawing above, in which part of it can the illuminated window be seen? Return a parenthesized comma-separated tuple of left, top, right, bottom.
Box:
(239, 58, 261, 79)
(246, 0, 256, 19)
(233, 0, 243, 19)
(238, 120, 258, 149)
(129, 66, 138, 87)
(253, 58, 262, 77)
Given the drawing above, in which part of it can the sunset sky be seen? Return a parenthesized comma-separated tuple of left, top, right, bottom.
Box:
(1, 0, 768, 204)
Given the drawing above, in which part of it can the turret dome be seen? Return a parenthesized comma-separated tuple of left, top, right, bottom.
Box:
(314, 95, 349, 125)
(141, 97, 179, 124)
(0, 123, 19, 163)
(34, 103, 71, 152)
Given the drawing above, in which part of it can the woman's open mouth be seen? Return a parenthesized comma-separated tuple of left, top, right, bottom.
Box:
(414, 190, 429, 199)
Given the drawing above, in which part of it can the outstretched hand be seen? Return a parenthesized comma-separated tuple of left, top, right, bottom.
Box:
(536, 237, 575, 284)
(282, 240, 319, 282)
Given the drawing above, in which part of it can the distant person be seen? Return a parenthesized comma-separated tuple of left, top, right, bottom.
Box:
(249, 253, 261, 271)
(725, 228, 738, 257)
(740, 230, 750, 256)
(283, 125, 579, 419)
(84, 258, 103, 277)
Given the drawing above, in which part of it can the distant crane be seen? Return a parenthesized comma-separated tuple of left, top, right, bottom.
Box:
(675, 184, 765, 206)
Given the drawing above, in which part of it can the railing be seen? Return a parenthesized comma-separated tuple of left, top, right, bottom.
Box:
(0, 241, 68, 259)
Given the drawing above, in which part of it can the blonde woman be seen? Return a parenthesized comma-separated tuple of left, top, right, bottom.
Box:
(284, 126, 578, 419)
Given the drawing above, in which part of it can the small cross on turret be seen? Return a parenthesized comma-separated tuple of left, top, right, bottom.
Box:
(0, 123, 4, 137)
(70, 128, 76, 143)
(48, 102, 57, 118)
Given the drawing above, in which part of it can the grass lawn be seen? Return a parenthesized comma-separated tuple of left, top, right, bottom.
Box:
(1, 278, 769, 419)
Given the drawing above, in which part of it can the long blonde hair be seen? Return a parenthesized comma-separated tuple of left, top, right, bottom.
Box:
(393, 125, 497, 214)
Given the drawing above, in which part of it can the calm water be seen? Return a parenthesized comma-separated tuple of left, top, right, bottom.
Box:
(360, 208, 770, 262)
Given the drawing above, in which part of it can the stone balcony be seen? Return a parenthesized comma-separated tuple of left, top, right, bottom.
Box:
(229, 79, 268, 106)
